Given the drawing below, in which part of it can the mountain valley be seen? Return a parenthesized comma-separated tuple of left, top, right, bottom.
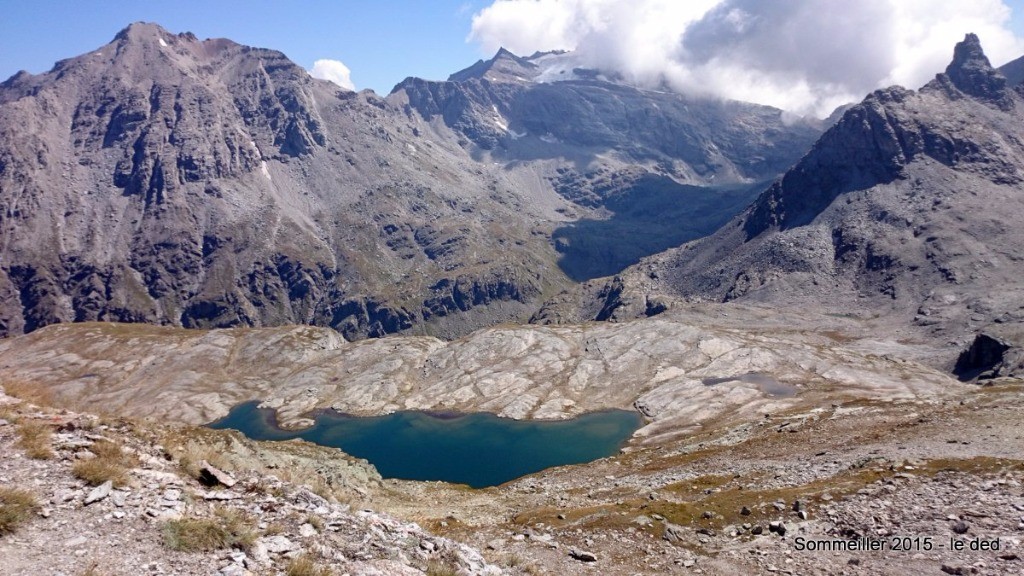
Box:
(0, 23, 821, 340)
(0, 23, 1023, 576)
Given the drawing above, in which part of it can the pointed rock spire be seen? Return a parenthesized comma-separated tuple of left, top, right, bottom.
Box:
(494, 47, 518, 59)
(447, 46, 537, 83)
(942, 33, 1012, 109)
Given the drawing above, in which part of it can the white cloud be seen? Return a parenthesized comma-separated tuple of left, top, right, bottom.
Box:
(310, 59, 355, 91)
(468, 0, 1024, 116)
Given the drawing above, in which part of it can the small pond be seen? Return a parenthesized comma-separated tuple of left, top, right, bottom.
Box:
(208, 401, 642, 488)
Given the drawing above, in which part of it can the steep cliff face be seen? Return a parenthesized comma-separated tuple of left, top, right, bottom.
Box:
(544, 35, 1024, 348)
(0, 23, 567, 339)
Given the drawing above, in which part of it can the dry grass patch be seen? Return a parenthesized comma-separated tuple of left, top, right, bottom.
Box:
(0, 487, 38, 535)
(423, 557, 460, 573)
(159, 425, 240, 479)
(176, 443, 232, 481)
(918, 456, 1024, 476)
(285, 555, 334, 576)
(273, 467, 337, 503)
(305, 514, 324, 532)
(72, 439, 137, 487)
(16, 421, 54, 460)
(0, 404, 20, 423)
(425, 560, 460, 576)
(504, 553, 526, 568)
(162, 507, 255, 552)
(244, 477, 286, 499)
(262, 522, 286, 537)
(2, 379, 57, 408)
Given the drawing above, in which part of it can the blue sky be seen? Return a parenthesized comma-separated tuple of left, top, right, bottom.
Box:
(0, 0, 490, 94)
(3, 0, 1024, 110)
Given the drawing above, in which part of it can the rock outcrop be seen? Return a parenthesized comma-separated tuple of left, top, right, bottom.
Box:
(955, 327, 1024, 380)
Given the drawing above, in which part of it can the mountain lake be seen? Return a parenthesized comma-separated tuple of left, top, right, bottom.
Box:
(209, 401, 643, 488)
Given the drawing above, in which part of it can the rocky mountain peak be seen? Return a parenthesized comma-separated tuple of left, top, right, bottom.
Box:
(107, 21, 248, 68)
(447, 47, 537, 83)
(113, 21, 170, 42)
(934, 33, 1012, 109)
(493, 47, 517, 59)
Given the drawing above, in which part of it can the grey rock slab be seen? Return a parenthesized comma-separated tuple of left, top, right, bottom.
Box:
(199, 460, 237, 488)
(84, 481, 113, 505)
(569, 548, 598, 562)
(258, 535, 298, 554)
(203, 490, 240, 501)
(52, 489, 77, 504)
(0, 315, 958, 436)
(247, 541, 270, 567)
(219, 564, 249, 576)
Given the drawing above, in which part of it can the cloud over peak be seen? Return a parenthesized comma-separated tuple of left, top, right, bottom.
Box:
(310, 59, 355, 91)
(469, 0, 1024, 116)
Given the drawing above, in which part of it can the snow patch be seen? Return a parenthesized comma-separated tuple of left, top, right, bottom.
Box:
(540, 133, 560, 144)
(260, 161, 272, 181)
(535, 65, 578, 83)
(509, 129, 527, 140)
(158, 38, 168, 48)
(530, 51, 585, 84)
(491, 106, 510, 132)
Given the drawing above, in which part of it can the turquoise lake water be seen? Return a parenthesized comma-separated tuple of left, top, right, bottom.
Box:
(208, 401, 642, 488)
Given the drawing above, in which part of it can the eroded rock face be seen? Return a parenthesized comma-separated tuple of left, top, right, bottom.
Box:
(955, 333, 1012, 379)
(0, 23, 566, 339)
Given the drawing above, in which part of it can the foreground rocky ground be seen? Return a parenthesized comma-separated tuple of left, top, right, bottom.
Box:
(1, 357, 1022, 575)
(411, 381, 1024, 575)
(0, 388, 502, 576)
